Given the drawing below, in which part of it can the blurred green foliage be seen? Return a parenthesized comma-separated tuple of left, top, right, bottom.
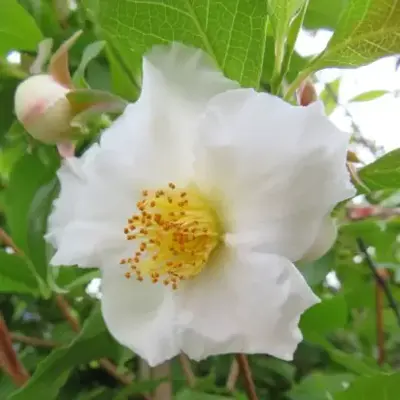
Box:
(1, 0, 400, 399)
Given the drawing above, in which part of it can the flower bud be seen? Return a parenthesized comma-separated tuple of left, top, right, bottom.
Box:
(297, 79, 317, 106)
(14, 74, 73, 144)
(300, 216, 337, 263)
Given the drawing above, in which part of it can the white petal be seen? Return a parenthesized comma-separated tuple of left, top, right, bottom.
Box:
(101, 267, 179, 366)
(48, 149, 140, 268)
(46, 144, 100, 250)
(300, 216, 337, 263)
(176, 249, 319, 361)
(48, 44, 239, 268)
(194, 89, 355, 261)
(100, 43, 238, 186)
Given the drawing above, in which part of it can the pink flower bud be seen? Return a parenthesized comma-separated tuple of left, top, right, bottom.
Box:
(14, 74, 73, 144)
(297, 79, 317, 106)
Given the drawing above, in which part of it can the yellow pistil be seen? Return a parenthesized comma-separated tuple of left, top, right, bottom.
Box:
(120, 183, 221, 289)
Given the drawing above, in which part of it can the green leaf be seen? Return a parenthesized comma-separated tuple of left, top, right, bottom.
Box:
(104, 41, 141, 101)
(288, 373, 355, 400)
(0, 78, 20, 143)
(27, 178, 59, 284)
(0, 0, 43, 55)
(0, 251, 39, 295)
(359, 149, 400, 190)
(10, 305, 118, 400)
(5, 152, 58, 250)
(298, 251, 334, 287)
(300, 295, 348, 342)
(95, 0, 270, 88)
(113, 379, 167, 400)
(303, 0, 349, 30)
(349, 90, 389, 102)
(335, 372, 400, 399)
(267, 0, 306, 77)
(176, 389, 233, 400)
(73, 41, 106, 87)
(319, 79, 340, 115)
(311, 0, 400, 70)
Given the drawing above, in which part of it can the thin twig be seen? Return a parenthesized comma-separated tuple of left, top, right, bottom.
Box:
(323, 83, 382, 156)
(179, 353, 196, 387)
(0, 314, 30, 386)
(97, 358, 133, 386)
(226, 358, 240, 392)
(0, 228, 21, 254)
(375, 276, 385, 365)
(11, 333, 60, 348)
(357, 238, 400, 327)
(55, 295, 133, 385)
(235, 354, 258, 400)
(152, 361, 172, 400)
(55, 295, 80, 332)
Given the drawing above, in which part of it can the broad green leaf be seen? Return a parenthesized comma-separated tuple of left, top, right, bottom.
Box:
(303, 0, 348, 29)
(311, 0, 400, 70)
(10, 305, 118, 400)
(5, 151, 59, 282)
(298, 251, 334, 287)
(359, 149, 400, 190)
(73, 41, 106, 87)
(319, 79, 340, 115)
(105, 41, 141, 101)
(0, 78, 20, 143)
(288, 373, 355, 400)
(349, 90, 389, 102)
(267, 0, 306, 76)
(0, 251, 39, 295)
(95, 0, 270, 88)
(0, 0, 43, 55)
(113, 379, 168, 400)
(335, 372, 400, 399)
(300, 294, 348, 342)
(176, 389, 233, 400)
(27, 178, 59, 284)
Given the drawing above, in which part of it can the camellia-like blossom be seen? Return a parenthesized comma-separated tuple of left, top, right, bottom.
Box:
(46, 43, 355, 366)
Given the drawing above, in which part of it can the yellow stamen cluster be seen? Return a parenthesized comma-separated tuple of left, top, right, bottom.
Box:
(120, 183, 221, 289)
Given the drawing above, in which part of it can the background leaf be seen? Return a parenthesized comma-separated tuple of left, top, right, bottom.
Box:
(310, 0, 400, 70)
(94, 0, 270, 87)
(0, 0, 43, 55)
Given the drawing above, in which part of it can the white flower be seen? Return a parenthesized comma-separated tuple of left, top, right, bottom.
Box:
(46, 43, 355, 366)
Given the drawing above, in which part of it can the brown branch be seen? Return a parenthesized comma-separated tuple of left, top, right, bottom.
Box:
(226, 358, 240, 392)
(152, 361, 172, 400)
(179, 353, 196, 387)
(0, 314, 30, 386)
(11, 331, 133, 385)
(376, 274, 385, 366)
(11, 333, 60, 348)
(0, 228, 21, 254)
(55, 295, 80, 332)
(357, 238, 400, 327)
(98, 358, 134, 386)
(236, 354, 258, 400)
(54, 294, 133, 385)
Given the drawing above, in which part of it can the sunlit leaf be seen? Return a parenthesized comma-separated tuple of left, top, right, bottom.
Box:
(9, 305, 118, 400)
(0, 0, 43, 55)
(335, 372, 400, 399)
(349, 90, 389, 103)
(94, 0, 270, 88)
(311, 0, 400, 70)
(0, 251, 39, 295)
(359, 149, 400, 190)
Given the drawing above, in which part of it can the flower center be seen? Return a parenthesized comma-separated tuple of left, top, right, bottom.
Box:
(120, 182, 221, 289)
